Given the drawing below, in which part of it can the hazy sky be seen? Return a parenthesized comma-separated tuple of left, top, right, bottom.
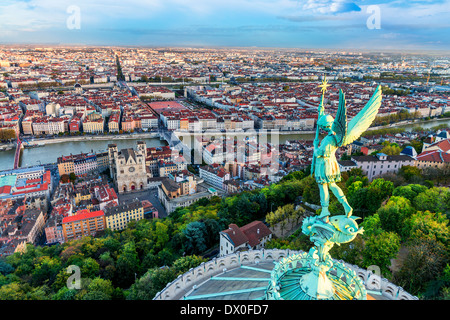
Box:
(1, 0, 449, 50)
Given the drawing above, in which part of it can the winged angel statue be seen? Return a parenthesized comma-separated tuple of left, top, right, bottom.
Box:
(312, 82, 383, 221)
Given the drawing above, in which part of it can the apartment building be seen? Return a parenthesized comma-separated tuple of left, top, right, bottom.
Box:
(44, 214, 64, 244)
(140, 114, 158, 130)
(57, 152, 98, 177)
(32, 117, 66, 135)
(146, 145, 174, 177)
(82, 112, 104, 134)
(93, 184, 119, 210)
(158, 171, 218, 213)
(0, 167, 52, 201)
(20, 208, 46, 245)
(108, 111, 120, 132)
(203, 142, 225, 165)
(104, 199, 144, 231)
(351, 153, 416, 181)
(199, 164, 230, 191)
(62, 209, 106, 242)
(415, 138, 450, 169)
(96, 152, 109, 172)
(21, 117, 34, 135)
(82, 118, 104, 134)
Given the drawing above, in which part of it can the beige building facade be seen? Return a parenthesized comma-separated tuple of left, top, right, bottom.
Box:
(108, 141, 148, 194)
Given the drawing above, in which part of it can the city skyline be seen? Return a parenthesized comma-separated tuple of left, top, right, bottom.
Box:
(1, 0, 450, 51)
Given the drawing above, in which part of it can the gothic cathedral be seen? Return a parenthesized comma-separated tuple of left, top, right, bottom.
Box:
(108, 141, 148, 194)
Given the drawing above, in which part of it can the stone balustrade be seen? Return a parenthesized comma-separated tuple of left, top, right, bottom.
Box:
(153, 249, 418, 301)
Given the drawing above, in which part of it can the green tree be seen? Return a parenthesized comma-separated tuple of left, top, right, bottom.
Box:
(126, 267, 176, 300)
(301, 176, 320, 205)
(403, 210, 450, 246)
(171, 255, 207, 275)
(343, 167, 366, 180)
(413, 187, 450, 218)
(330, 235, 364, 266)
(367, 178, 394, 213)
(422, 264, 450, 299)
(52, 268, 72, 292)
(114, 241, 141, 288)
(154, 221, 170, 251)
(369, 178, 394, 200)
(392, 184, 427, 202)
(80, 257, 100, 279)
(377, 196, 415, 239)
(380, 144, 401, 156)
(25, 285, 52, 300)
(422, 164, 450, 186)
(204, 218, 221, 247)
(52, 286, 77, 300)
(6, 244, 40, 277)
(399, 165, 422, 182)
(280, 170, 305, 182)
(393, 239, 449, 296)
(157, 248, 176, 267)
(103, 236, 122, 257)
(0, 282, 26, 300)
(142, 252, 159, 270)
(31, 256, 63, 287)
(0, 259, 14, 275)
(81, 277, 115, 300)
(348, 187, 371, 217)
(183, 221, 208, 255)
(361, 213, 384, 237)
(408, 140, 423, 154)
(349, 178, 394, 218)
(362, 231, 400, 277)
(265, 211, 276, 229)
(261, 179, 304, 212)
(347, 180, 364, 199)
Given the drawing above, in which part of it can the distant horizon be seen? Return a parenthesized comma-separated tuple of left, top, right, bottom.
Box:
(1, 42, 450, 55)
(1, 1, 449, 52)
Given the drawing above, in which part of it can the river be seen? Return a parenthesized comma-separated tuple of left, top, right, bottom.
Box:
(179, 118, 450, 145)
(0, 137, 167, 171)
(0, 118, 448, 171)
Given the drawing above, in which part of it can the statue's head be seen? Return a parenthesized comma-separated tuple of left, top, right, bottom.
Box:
(317, 114, 334, 132)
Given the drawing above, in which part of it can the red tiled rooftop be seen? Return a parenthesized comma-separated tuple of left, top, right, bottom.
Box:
(62, 210, 104, 224)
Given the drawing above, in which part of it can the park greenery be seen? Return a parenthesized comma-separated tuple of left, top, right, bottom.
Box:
(0, 128, 16, 142)
(0, 163, 449, 300)
(372, 109, 421, 127)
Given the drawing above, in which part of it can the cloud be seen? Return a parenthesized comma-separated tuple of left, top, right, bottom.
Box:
(299, 0, 361, 14)
(0, 0, 449, 50)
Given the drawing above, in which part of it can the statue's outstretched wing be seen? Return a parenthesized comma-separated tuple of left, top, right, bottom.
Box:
(342, 85, 382, 146)
(332, 89, 347, 147)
